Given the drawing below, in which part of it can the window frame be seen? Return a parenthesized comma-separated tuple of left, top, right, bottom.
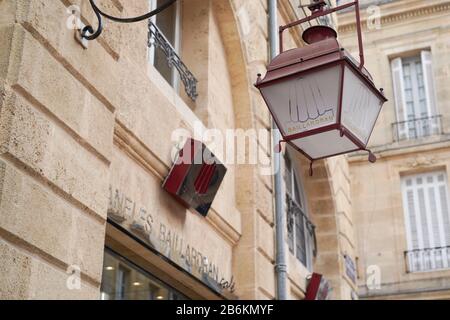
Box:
(284, 150, 315, 271)
(148, 0, 182, 92)
(402, 55, 428, 120)
(391, 50, 439, 141)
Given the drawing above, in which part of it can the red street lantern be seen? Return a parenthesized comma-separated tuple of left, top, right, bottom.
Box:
(255, 0, 387, 173)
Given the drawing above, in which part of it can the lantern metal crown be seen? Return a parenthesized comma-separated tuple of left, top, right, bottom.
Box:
(255, 0, 387, 173)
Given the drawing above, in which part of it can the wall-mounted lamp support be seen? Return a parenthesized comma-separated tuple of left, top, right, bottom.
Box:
(81, 0, 177, 41)
(279, 0, 365, 70)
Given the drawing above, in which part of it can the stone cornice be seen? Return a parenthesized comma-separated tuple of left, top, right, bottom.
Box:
(338, 1, 450, 33)
(348, 135, 450, 163)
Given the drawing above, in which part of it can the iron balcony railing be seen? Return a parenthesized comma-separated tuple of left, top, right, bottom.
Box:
(286, 193, 318, 258)
(148, 21, 198, 101)
(404, 246, 450, 273)
(392, 115, 443, 142)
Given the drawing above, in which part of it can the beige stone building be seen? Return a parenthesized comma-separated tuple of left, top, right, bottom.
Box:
(0, 0, 359, 300)
(338, 0, 450, 299)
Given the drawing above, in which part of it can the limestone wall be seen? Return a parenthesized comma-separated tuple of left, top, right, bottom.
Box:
(0, 0, 356, 300)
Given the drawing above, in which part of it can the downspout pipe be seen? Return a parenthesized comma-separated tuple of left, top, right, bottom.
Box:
(268, 0, 288, 300)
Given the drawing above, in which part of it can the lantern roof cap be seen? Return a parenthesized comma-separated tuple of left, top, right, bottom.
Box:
(257, 38, 375, 89)
(267, 37, 341, 72)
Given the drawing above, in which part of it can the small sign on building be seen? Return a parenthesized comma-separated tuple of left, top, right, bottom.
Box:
(163, 138, 227, 217)
(305, 273, 332, 300)
(344, 254, 357, 284)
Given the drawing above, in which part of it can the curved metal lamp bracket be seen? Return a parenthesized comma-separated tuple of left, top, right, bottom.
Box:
(279, 0, 365, 70)
(81, 0, 177, 41)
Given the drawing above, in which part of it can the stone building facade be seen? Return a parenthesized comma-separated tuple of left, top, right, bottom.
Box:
(338, 0, 450, 299)
(0, 0, 357, 300)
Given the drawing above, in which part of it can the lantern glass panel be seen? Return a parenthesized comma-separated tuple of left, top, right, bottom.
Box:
(291, 130, 359, 160)
(260, 65, 342, 137)
(341, 65, 384, 145)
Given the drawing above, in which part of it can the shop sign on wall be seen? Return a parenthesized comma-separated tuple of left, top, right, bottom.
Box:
(107, 186, 235, 295)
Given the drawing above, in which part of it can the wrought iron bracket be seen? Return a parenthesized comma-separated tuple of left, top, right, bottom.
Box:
(80, 0, 177, 41)
(279, 0, 365, 70)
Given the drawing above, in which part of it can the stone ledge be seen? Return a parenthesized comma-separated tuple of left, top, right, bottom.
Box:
(349, 137, 450, 163)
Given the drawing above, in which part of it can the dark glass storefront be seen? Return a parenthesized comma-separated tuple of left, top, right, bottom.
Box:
(100, 248, 188, 300)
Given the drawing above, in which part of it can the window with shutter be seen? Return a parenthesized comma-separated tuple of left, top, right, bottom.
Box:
(284, 155, 295, 254)
(284, 150, 315, 270)
(391, 51, 440, 142)
(295, 210, 307, 265)
(402, 171, 450, 272)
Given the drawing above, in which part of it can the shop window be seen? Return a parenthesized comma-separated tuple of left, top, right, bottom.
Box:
(391, 51, 441, 141)
(401, 171, 450, 273)
(100, 248, 188, 300)
(284, 150, 316, 270)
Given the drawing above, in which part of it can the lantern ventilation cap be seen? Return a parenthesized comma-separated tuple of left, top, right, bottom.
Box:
(302, 25, 337, 44)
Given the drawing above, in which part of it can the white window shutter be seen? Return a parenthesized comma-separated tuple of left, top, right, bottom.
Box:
(391, 57, 408, 140)
(402, 172, 450, 272)
(421, 50, 439, 132)
(405, 188, 419, 249)
(421, 51, 437, 115)
(403, 184, 420, 272)
(439, 184, 450, 246)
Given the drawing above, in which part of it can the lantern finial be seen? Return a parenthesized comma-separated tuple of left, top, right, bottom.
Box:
(308, 0, 327, 13)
